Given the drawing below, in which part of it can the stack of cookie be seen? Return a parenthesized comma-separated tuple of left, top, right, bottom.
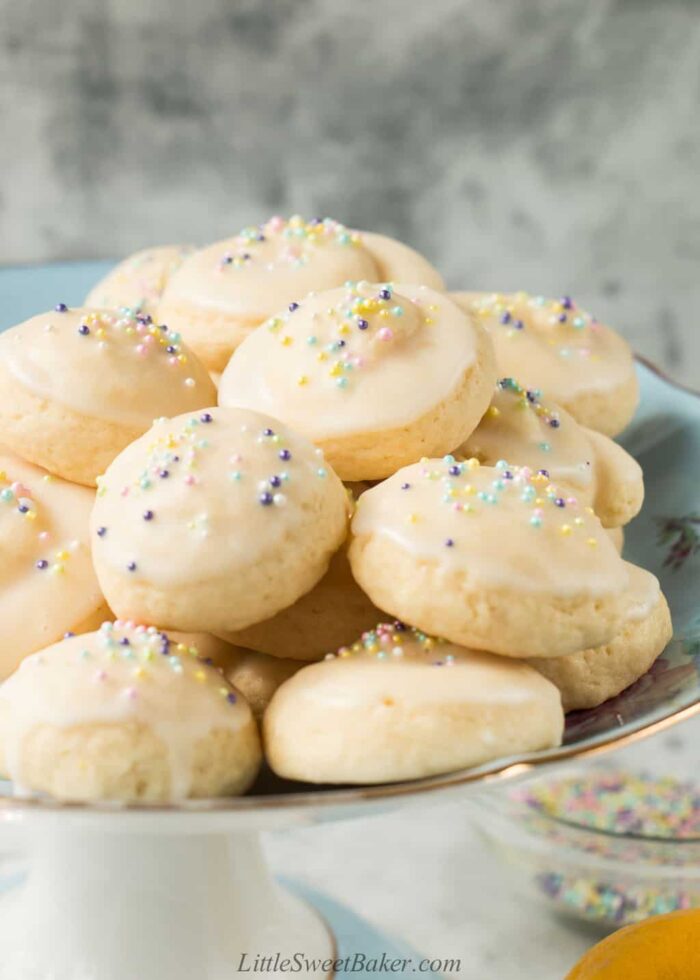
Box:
(0, 216, 670, 802)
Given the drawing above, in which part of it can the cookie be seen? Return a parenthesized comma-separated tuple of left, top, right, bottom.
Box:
(606, 526, 624, 553)
(0, 624, 261, 802)
(85, 245, 192, 317)
(158, 216, 445, 371)
(452, 292, 639, 437)
(457, 377, 643, 528)
(0, 448, 107, 679)
(223, 648, 305, 719)
(529, 565, 672, 710)
(218, 544, 384, 661)
(264, 623, 564, 784)
(91, 407, 348, 634)
(349, 458, 633, 658)
(219, 283, 496, 480)
(0, 306, 217, 486)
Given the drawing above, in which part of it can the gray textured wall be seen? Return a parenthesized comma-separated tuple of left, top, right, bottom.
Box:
(2, 0, 699, 381)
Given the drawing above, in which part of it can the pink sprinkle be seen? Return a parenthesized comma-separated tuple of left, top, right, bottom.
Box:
(453, 502, 463, 511)
(230, 453, 242, 463)
(39, 531, 50, 542)
(268, 215, 285, 232)
(377, 327, 393, 342)
(95, 670, 107, 682)
(168, 356, 179, 367)
(121, 486, 130, 497)
(567, 496, 578, 506)
(11, 482, 30, 497)
(124, 687, 138, 701)
(185, 475, 196, 485)
(136, 344, 147, 356)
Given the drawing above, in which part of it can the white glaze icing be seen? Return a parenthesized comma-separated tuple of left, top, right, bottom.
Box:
(622, 564, 661, 623)
(452, 291, 635, 400)
(0, 307, 216, 428)
(352, 458, 629, 597)
(0, 624, 253, 800)
(0, 448, 104, 677)
(85, 245, 193, 315)
(458, 378, 595, 494)
(91, 407, 346, 588)
(219, 284, 478, 437)
(161, 216, 444, 325)
(321, 623, 559, 707)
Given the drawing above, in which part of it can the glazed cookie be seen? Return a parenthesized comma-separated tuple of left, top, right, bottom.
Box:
(91, 407, 348, 634)
(224, 648, 306, 719)
(85, 245, 192, 317)
(457, 378, 643, 528)
(158, 216, 445, 371)
(218, 544, 384, 661)
(0, 306, 216, 486)
(606, 526, 624, 554)
(219, 283, 496, 480)
(0, 448, 107, 680)
(529, 565, 672, 710)
(264, 623, 564, 784)
(0, 624, 261, 802)
(349, 458, 633, 658)
(451, 292, 639, 437)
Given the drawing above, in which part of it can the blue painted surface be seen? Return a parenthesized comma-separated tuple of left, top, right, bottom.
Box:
(0, 261, 113, 331)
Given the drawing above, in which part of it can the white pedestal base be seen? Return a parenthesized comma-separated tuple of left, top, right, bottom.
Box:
(0, 829, 334, 980)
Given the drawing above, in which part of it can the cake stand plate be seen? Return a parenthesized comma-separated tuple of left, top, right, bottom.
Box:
(0, 263, 699, 978)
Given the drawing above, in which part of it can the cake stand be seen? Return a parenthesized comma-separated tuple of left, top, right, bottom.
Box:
(0, 264, 699, 978)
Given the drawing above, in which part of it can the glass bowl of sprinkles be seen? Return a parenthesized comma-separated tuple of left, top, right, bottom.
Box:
(470, 767, 700, 931)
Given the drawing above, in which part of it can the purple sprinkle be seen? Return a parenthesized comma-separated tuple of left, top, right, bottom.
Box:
(357, 318, 369, 330)
(259, 492, 274, 506)
(18, 504, 29, 513)
(269, 475, 282, 488)
(401, 482, 411, 490)
(503, 470, 513, 480)
(549, 418, 560, 428)
(227, 692, 237, 705)
(526, 390, 537, 403)
(137, 314, 153, 325)
(55, 302, 68, 313)
(278, 449, 291, 461)
(200, 412, 213, 423)
(448, 465, 461, 477)
(561, 296, 573, 310)
(120, 637, 131, 646)
(500, 311, 511, 324)
(263, 428, 274, 437)
(78, 324, 90, 336)
(159, 469, 169, 479)
(64, 632, 75, 639)
(166, 345, 177, 354)
(393, 620, 407, 632)
(222, 255, 233, 265)
(127, 561, 137, 572)
(558, 313, 567, 323)
(288, 302, 300, 312)
(554, 498, 566, 508)
(537, 469, 550, 477)
(36, 559, 49, 570)
(337, 339, 346, 348)
(445, 538, 455, 548)
(378, 288, 391, 300)
(513, 319, 524, 330)
(97, 526, 107, 537)
(143, 510, 155, 521)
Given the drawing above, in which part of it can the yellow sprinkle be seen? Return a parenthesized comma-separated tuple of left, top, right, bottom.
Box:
(379, 308, 390, 319)
(133, 667, 147, 680)
(463, 484, 475, 495)
(193, 670, 207, 683)
(316, 351, 328, 363)
(281, 336, 293, 347)
(297, 375, 309, 386)
(466, 458, 480, 470)
(587, 537, 598, 547)
(55, 550, 69, 562)
(574, 517, 584, 526)
(338, 324, 351, 336)
(585, 506, 595, 515)
(408, 513, 420, 524)
(329, 363, 342, 377)
(487, 406, 501, 418)
(424, 317, 434, 326)
(560, 524, 572, 536)
(25, 511, 36, 521)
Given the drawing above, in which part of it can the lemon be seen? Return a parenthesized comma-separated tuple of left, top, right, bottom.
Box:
(567, 909, 700, 979)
